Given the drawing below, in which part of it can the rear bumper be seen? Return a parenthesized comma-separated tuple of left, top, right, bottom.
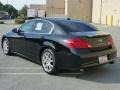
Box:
(56, 50, 117, 70)
(81, 57, 116, 68)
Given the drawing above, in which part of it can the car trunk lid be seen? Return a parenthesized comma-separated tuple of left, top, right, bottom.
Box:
(70, 31, 111, 49)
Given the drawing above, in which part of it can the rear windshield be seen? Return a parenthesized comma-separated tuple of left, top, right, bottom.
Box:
(56, 21, 97, 33)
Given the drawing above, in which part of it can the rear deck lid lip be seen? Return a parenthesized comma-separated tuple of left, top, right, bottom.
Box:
(70, 31, 110, 37)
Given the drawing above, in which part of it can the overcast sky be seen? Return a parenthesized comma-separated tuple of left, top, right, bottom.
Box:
(0, 0, 46, 10)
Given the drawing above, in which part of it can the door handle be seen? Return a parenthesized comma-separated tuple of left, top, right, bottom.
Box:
(40, 36, 44, 41)
(41, 36, 44, 39)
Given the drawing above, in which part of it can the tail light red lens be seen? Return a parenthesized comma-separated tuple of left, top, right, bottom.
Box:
(67, 38, 92, 48)
(108, 37, 114, 46)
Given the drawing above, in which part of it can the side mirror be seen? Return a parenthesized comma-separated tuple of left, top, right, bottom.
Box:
(12, 28, 18, 33)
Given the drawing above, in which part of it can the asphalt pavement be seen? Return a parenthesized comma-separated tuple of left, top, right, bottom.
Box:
(0, 24, 120, 90)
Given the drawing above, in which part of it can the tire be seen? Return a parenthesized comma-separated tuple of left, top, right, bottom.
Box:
(109, 61, 114, 64)
(2, 38, 11, 55)
(41, 48, 58, 75)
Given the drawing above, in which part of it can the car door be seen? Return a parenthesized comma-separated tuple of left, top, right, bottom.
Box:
(25, 20, 54, 62)
(12, 21, 35, 55)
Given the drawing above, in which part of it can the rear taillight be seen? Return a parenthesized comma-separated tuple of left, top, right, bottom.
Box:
(108, 37, 114, 46)
(67, 38, 92, 48)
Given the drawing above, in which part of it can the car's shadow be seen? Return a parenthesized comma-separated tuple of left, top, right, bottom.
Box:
(1, 49, 120, 84)
(57, 57, 120, 84)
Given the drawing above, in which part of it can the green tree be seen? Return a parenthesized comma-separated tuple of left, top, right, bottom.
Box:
(0, 2, 4, 10)
(3, 4, 18, 17)
(19, 5, 28, 17)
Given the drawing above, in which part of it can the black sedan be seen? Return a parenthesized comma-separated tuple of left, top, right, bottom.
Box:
(1, 18, 117, 75)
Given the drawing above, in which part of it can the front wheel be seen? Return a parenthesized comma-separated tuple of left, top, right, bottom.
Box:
(109, 61, 115, 64)
(41, 49, 58, 75)
(2, 38, 11, 55)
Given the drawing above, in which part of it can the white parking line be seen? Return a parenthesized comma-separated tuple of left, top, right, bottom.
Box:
(0, 73, 46, 75)
(0, 67, 43, 70)
(59, 73, 83, 75)
(0, 72, 83, 76)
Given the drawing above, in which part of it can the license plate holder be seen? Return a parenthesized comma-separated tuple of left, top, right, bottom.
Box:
(99, 55, 108, 64)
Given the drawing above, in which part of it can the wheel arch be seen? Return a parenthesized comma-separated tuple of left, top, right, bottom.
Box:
(43, 41, 56, 49)
(39, 41, 56, 63)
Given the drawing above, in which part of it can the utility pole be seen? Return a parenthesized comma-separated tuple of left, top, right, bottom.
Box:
(65, 0, 68, 16)
(99, 0, 103, 24)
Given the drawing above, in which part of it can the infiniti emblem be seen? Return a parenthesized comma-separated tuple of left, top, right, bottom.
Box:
(98, 39, 103, 43)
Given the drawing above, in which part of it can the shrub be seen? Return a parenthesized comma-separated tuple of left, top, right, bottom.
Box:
(15, 18, 25, 24)
(17, 16, 28, 20)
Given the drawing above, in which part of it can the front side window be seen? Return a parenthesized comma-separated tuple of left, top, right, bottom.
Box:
(20, 21, 35, 32)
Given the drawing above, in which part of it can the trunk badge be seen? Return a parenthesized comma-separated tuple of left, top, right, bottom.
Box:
(98, 39, 103, 43)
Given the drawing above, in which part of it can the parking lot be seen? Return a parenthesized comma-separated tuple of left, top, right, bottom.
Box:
(0, 24, 120, 90)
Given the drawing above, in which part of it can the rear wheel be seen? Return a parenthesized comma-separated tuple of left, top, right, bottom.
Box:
(2, 38, 11, 55)
(41, 49, 58, 75)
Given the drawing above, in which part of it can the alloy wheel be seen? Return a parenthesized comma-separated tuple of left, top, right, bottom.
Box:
(2, 38, 9, 54)
(42, 50, 55, 73)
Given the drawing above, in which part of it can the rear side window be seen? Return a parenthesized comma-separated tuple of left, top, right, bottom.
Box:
(35, 23, 43, 31)
(42, 21, 53, 33)
(35, 20, 53, 34)
(56, 21, 97, 33)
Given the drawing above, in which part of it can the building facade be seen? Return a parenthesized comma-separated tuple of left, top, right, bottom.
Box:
(46, 0, 93, 22)
(46, 0, 65, 17)
(30, 0, 120, 26)
(65, 0, 92, 22)
(28, 4, 46, 18)
(92, 0, 120, 26)
(30, 4, 46, 10)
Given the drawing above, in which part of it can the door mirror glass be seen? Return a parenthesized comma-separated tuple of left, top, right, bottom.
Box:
(12, 28, 18, 33)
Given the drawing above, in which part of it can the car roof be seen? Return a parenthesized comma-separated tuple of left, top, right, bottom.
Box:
(33, 17, 86, 24)
(30, 18, 97, 34)
(33, 18, 94, 30)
